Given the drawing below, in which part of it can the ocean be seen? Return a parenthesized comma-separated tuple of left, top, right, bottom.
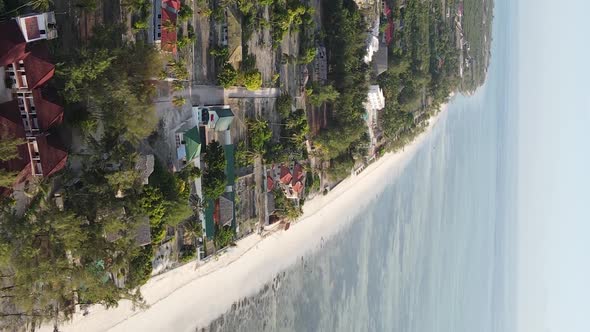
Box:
(204, 1, 517, 331)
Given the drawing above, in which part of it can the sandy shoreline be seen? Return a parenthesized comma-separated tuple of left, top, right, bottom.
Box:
(44, 103, 450, 332)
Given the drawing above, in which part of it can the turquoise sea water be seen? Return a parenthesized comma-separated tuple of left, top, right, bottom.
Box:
(204, 1, 517, 331)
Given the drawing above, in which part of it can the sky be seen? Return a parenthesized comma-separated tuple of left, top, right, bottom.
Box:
(516, 0, 590, 331)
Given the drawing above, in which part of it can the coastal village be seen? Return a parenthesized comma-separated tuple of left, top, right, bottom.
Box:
(0, 0, 492, 329)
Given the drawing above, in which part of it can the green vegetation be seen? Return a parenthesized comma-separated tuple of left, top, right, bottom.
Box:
(269, 0, 313, 47)
(178, 3, 194, 22)
(202, 141, 227, 200)
(247, 118, 273, 156)
(272, 188, 301, 220)
(172, 96, 186, 108)
(122, 0, 152, 31)
(241, 70, 263, 90)
(268, 109, 309, 163)
(142, 160, 195, 244)
(377, 0, 459, 150)
(307, 83, 340, 106)
(56, 25, 162, 142)
(166, 59, 190, 80)
(0, 136, 21, 186)
(315, 0, 369, 179)
(461, 0, 493, 92)
(0, 136, 23, 162)
(214, 225, 234, 248)
(211, 46, 262, 89)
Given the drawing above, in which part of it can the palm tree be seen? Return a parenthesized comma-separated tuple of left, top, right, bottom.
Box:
(172, 96, 186, 108)
(3, 0, 53, 15)
(162, 19, 176, 32)
(189, 193, 205, 214)
(183, 218, 203, 244)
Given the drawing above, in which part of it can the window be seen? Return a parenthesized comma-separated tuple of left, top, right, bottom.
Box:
(158, 14, 161, 18)
(34, 161, 43, 175)
(40, 29, 46, 34)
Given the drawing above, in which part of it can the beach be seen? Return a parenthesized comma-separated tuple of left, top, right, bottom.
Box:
(45, 104, 450, 332)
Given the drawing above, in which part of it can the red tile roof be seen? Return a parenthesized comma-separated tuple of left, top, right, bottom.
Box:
(24, 17, 40, 40)
(0, 21, 27, 66)
(163, 0, 181, 11)
(32, 88, 63, 131)
(36, 134, 67, 178)
(292, 181, 303, 194)
(267, 174, 274, 192)
(291, 163, 304, 186)
(279, 165, 292, 185)
(383, 2, 392, 16)
(385, 22, 394, 45)
(160, 8, 177, 54)
(23, 44, 55, 89)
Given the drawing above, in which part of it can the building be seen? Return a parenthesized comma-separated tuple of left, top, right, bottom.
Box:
(219, 8, 242, 70)
(135, 154, 155, 185)
(364, 18, 381, 64)
(153, 0, 181, 54)
(195, 105, 235, 132)
(365, 85, 385, 113)
(311, 46, 327, 83)
(364, 85, 385, 152)
(193, 105, 235, 146)
(270, 162, 306, 200)
(194, 105, 237, 240)
(15, 12, 58, 42)
(0, 16, 66, 191)
(214, 195, 234, 228)
(372, 43, 388, 76)
(174, 124, 202, 169)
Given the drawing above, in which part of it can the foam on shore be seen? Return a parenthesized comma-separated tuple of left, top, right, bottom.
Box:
(44, 103, 450, 332)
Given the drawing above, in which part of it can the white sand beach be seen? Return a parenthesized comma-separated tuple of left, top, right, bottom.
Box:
(44, 104, 450, 332)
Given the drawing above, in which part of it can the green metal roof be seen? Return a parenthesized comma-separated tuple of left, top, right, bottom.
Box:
(212, 108, 234, 132)
(184, 126, 201, 162)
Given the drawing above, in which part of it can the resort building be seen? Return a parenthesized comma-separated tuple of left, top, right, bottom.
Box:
(269, 162, 306, 200)
(152, 0, 181, 54)
(364, 85, 385, 152)
(0, 15, 67, 192)
(365, 85, 385, 113)
(364, 17, 381, 64)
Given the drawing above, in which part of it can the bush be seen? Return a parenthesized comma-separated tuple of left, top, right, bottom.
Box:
(202, 141, 227, 200)
(180, 245, 197, 262)
(241, 70, 262, 91)
(172, 96, 186, 108)
(127, 245, 153, 288)
(178, 4, 193, 22)
(217, 63, 238, 87)
(214, 225, 234, 249)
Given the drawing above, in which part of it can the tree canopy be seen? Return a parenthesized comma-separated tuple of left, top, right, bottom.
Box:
(202, 141, 227, 200)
